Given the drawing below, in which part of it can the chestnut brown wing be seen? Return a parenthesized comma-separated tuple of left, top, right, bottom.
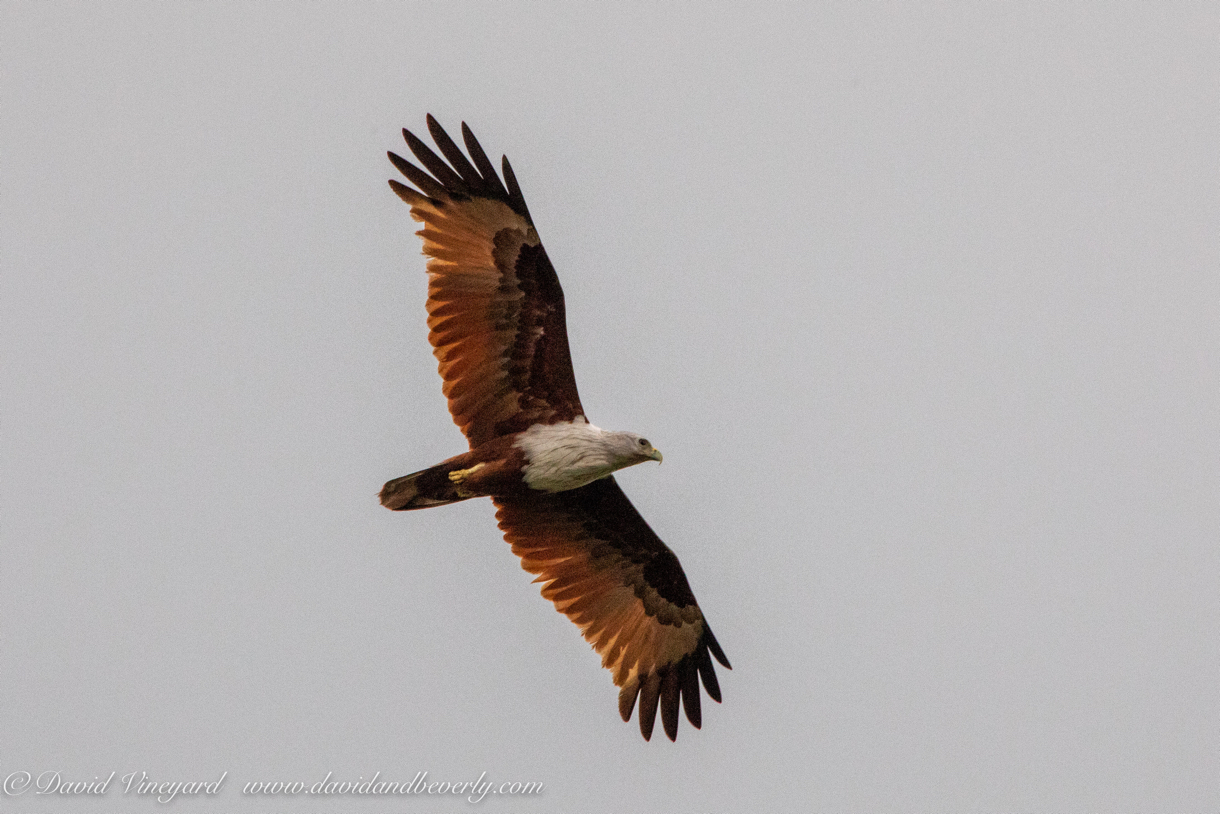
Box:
(494, 476, 730, 741)
(389, 116, 584, 447)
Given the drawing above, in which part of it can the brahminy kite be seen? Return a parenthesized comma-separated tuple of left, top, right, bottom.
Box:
(380, 116, 729, 741)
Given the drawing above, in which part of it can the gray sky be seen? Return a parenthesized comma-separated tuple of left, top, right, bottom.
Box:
(3, 3, 1217, 812)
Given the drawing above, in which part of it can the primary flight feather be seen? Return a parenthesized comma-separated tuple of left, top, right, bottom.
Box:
(381, 115, 729, 741)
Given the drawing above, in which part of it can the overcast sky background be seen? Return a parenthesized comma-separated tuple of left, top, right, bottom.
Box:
(3, 3, 1217, 812)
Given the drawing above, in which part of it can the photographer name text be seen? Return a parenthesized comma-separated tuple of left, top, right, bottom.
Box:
(2, 768, 542, 804)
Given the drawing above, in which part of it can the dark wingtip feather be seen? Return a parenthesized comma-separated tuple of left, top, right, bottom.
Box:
(618, 680, 639, 723)
(501, 156, 534, 223)
(705, 624, 731, 669)
(660, 670, 681, 741)
(680, 662, 702, 728)
(388, 178, 428, 206)
(401, 127, 428, 158)
(697, 647, 722, 704)
(387, 151, 448, 201)
(426, 115, 484, 190)
(637, 673, 661, 742)
(403, 125, 469, 194)
(461, 122, 511, 199)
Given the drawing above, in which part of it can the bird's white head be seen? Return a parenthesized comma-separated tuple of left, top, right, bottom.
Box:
(608, 431, 663, 467)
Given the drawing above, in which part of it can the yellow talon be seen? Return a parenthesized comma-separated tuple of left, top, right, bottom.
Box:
(448, 463, 485, 484)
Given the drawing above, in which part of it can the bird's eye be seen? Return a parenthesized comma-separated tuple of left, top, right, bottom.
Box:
(638, 438, 649, 447)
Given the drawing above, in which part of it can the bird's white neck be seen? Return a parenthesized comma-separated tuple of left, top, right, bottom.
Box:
(515, 418, 622, 493)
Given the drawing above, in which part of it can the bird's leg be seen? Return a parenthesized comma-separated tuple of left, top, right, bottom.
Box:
(448, 463, 486, 498)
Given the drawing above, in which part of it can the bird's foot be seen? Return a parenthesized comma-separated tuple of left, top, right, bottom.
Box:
(448, 463, 485, 484)
(448, 463, 485, 498)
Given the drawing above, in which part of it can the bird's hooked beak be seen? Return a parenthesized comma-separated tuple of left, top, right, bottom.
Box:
(649, 448, 663, 464)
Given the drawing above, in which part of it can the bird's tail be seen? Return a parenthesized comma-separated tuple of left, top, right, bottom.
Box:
(379, 464, 471, 511)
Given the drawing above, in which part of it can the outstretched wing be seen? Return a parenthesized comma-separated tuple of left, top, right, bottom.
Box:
(494, 477, 730, 741)
(388, 115, 584, 448)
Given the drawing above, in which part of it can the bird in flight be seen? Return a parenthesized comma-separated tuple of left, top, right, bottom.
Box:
(380, 116, 729, 741)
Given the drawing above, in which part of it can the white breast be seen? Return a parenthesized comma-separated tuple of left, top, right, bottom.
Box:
(515, 418, 620, 493)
